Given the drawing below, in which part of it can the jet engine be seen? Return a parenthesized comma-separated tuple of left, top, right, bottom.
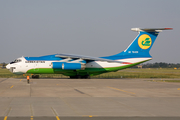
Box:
(52, 62, 85, 70)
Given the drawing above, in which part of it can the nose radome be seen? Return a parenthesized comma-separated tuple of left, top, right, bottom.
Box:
(6, 64, 10, 69)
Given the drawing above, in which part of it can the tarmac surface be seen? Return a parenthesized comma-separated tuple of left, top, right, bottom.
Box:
(0, 78, 180, 120)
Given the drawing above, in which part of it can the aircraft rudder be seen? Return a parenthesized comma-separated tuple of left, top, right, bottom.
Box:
(118, 28, 172, 58)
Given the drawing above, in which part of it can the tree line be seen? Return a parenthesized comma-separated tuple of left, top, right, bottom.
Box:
(134, 62, 180, 68)
(0, 63, 7, 68)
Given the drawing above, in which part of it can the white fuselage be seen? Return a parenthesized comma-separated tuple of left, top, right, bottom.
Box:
(6, 56, 151, 74)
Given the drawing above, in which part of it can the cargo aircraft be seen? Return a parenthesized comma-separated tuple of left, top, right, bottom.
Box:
(6, 28, 172, 78)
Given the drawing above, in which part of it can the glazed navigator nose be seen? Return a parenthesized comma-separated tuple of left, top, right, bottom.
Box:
(6, 64, 15, 73)
(6, 64, 10, 70)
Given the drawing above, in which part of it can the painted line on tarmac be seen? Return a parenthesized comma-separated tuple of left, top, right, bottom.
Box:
(107, 86, 135, 94)
(82, 115, 97, 117)
(20, 79, 22, 81)
(3, 116, 7, 120)
(31, 116, 33, 120)
(51, 107, 60, 120)
(4, 107, 12, 120)
(10, 85, 14, 88)
(177, 88, 180, 90)
(56, 116, 60, 120)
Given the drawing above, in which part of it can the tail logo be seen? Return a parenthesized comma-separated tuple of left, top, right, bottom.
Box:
(138, 34, 152, 49)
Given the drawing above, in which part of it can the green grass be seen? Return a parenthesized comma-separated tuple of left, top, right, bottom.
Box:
(92, 68, 180, 79)
(0, 69, 21, 78)
(1, 68, 180, 79)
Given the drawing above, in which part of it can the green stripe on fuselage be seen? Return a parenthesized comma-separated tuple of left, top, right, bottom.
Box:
(26, 60, 150, 76)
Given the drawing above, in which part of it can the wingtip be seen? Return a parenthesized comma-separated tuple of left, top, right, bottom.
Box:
(164, 28, 173, 30)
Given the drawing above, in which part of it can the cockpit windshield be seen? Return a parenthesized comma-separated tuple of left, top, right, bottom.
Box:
(10, 59, 22, 64)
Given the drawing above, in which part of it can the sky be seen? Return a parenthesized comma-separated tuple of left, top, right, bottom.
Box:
(0, 0, 179, 63)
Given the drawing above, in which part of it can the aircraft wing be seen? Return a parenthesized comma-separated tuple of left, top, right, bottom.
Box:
(55, 53, 123, 63)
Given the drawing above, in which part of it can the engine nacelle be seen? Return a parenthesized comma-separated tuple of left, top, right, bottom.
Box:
(63, 63, 85, 70)
(52, 62, 85, 70)
(52, 62, 63, 69)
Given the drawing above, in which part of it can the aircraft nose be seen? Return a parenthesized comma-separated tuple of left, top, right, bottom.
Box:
(6, 64, 14, 73)
(6, 64, 10, 70)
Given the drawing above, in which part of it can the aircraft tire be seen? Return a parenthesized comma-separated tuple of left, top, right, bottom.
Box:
(69, 76, 76, 79)
(80, 75, 90, 79)
(70, 75, 90, 79)
(84, 75, 90, 79)
(32, 75, 39, 79)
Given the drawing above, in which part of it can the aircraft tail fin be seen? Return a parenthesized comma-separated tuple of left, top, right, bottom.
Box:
(112, 28, 172, 58)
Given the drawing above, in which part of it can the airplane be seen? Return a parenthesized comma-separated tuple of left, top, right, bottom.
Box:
(6, 28, 172, 79)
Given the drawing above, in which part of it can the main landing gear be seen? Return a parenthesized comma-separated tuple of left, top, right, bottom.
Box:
(70, 75, 90, 79)
(32, 75, 39, 79)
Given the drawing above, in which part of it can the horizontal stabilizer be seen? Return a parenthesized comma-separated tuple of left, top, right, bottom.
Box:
(131, 28, 173, 32)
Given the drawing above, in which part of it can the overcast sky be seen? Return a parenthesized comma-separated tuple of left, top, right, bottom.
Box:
(0, 0, 179, 63)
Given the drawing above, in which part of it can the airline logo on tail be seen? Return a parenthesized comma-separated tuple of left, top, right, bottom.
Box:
(138, 34, 152, 49)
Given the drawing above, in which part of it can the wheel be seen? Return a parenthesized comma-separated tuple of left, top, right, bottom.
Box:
(32, 75, 39, 79)
(70, 76, 76, 79)
(70, 75, 90, 79)
(69, 75, 81, 79)
(77, 75, 82, 79)
(83, 75, 90, 79)
(86, 75, 90, 79)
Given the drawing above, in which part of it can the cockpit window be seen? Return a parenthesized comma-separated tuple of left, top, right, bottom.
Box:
(10, 59, 22, 64)
(15, 59, 21, 63)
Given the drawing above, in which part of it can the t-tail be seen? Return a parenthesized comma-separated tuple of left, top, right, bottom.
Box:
(106, 28, 172, 60)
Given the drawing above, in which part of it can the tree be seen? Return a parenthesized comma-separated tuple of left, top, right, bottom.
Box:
(1, 62, 6, 69)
